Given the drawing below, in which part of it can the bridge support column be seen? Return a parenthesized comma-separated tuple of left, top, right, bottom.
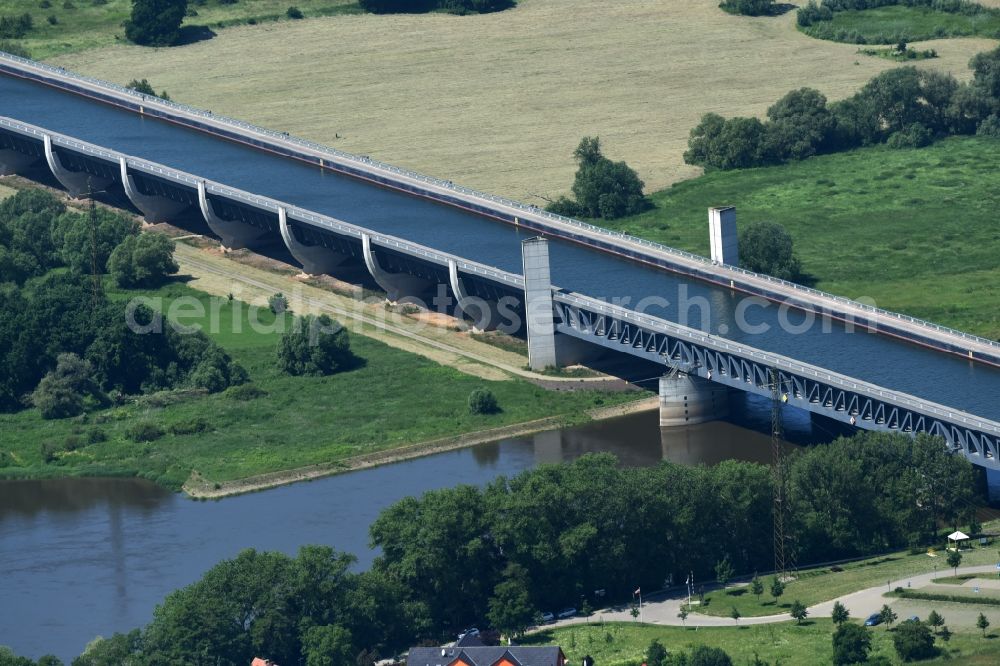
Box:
(44, 134, 110, 198)
(659, 373, 729, 427)
(119, 157, 188, 223)
(709, 206, 739, 267)
(522, 236, 558, 370)
(448, 259, 500, 331)
(0, 149, 38, 176)
(198, 180, 268, 250)
(279, 207, 348, 275)
(362, 233, 430, 303)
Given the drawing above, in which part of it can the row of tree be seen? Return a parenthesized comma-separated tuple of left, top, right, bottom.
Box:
(0, 189, 243, 416)
(359, 0, 514, 15)
(685, 47, 1000, 170)
(1, 431, 977, 664)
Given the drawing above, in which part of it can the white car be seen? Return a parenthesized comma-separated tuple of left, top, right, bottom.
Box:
(557, 608, 577, 619)
(539, 611, 555, 624)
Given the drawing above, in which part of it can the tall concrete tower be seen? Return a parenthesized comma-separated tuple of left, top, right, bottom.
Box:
(709, 206, 739, 267)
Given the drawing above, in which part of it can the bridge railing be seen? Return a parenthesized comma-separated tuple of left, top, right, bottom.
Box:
(553, 291, 1000, 436)
(3, 51, 995, 355)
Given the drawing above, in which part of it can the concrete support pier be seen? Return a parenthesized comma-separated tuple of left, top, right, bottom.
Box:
(709, 206, 739, 267)
(279, 207, 348, 275)
(521, 236, 557, 370)
(44, 134, 109, 197)
(0, 149, 38, 176)
(659, 373, 729, 426)
(362, 233, 430, 302)
(119, 157, 188, 223)
(198, 180, 267, 250)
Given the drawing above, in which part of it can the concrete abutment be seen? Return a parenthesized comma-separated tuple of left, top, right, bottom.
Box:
(659, 373, 730, 427)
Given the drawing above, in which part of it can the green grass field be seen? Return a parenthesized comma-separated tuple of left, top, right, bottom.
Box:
(525, 619, 1000, 665)
(0, 280, 630, 490)
(802, 5, 1000, 44)
(695, 544, 1000, 618)
(601, 136, 1000, 340)
(2, 0, 359, 59)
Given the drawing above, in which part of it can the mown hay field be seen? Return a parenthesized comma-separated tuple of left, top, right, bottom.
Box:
(53, 0, 996, 201)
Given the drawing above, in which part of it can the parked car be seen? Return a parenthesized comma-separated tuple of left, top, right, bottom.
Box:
(907, 615, 920, 623)
(539, 611, 555, 624)
(557, 608, 577, 619)
(864, 613, 882, 626)
(457, 628, 479, 641)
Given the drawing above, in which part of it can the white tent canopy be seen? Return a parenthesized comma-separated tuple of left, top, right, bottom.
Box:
(948, 531, 970, 541)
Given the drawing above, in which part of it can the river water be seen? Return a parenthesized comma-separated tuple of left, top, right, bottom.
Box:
(0, 397, 823, 661)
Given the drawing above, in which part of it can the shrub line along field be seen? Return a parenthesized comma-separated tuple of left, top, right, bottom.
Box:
(49, 0, 995, 201)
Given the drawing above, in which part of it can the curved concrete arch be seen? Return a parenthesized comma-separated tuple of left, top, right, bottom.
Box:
(448, 259, 498, 331)
(0, 149, 38, 176)
(362, 233, 430, 303)
(44, 134, 110, 197)
(278, 207, 348, 275)
(198, 180, 267, 250)
(119, 157, 188, 223)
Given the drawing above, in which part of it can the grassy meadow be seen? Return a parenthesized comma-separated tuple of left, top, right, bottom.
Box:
(3, 0, 359, 59)
(527, 619, 1000, 665)
(0, 280, 630, 490)
(803, 5, 1000, 44)
(599, 136, 1000, 340)
(49, 0, 995, 200)
(696, 544, 1000, 618)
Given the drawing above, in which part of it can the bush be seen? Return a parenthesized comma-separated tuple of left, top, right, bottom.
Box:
(978, 114, 1000, 137)
(720, 0, 776, 16)
(887, 123, 935, 148)
(286, 5, 303, 18)
(124, 0, 187, 46)
(168, 417, 210, 435)
(224, 383, 267, 401)
(127, 421, 164, 442)
(0, 39, 31, 58)
(88, 428, 108, 443)
(31, 353, 106, 419)
(277, 314, 354, 376)
(738, 221, 803, 281)
(47, 15, 58, 24)
(40, 441, 60, 463)
(0, 13, 34, 39)
(269, 292, 289, 314)
(468, 387, 500, 415)
(893, 619, 937, 661)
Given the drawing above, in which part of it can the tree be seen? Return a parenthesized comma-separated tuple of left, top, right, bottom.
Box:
(487, 564, 535, 639)
(977, 612, 990, 637)
(301, 624, 354, 666)
(646, 639, 668, 666)
(468, 387, 500, 415)
(269, 292, 289, 314)
(970, 45, 1000, 101)
(124, 0, 187, 46)
(678, 605, 689, 625)
(107, 233, 178, 288)
(763, 88, 835, 161)
(684, 114, 768, 170)
(630, 605, 640, 620)
(878, 604, 897, 629)
(892, 619, 936, 661)
(714, 555, 734, 588)
(730, 606, 741, 624)
(947, 549, 962, 575)
(277, 314, 354, 376)
(927, 610, 944, 634)
(789, 600, 808, 625)
(769, 576, 784, 603)
(749, 576, 764, 602)
(738, 221, 802, 281)
(546, 137, 648, 220)
(831, 600, 849, 626)
(31, 353, 105, 419)
(832, 622, 872, 666)
(688, 645, 734, 666)
(358, 0, 435, 13)
(126, 78, 171, 100)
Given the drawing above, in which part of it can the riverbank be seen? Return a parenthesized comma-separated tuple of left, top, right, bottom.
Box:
(182, 396, 658, 498)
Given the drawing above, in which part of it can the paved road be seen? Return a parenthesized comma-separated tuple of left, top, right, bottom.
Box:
(546, 565, 1000, 629)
